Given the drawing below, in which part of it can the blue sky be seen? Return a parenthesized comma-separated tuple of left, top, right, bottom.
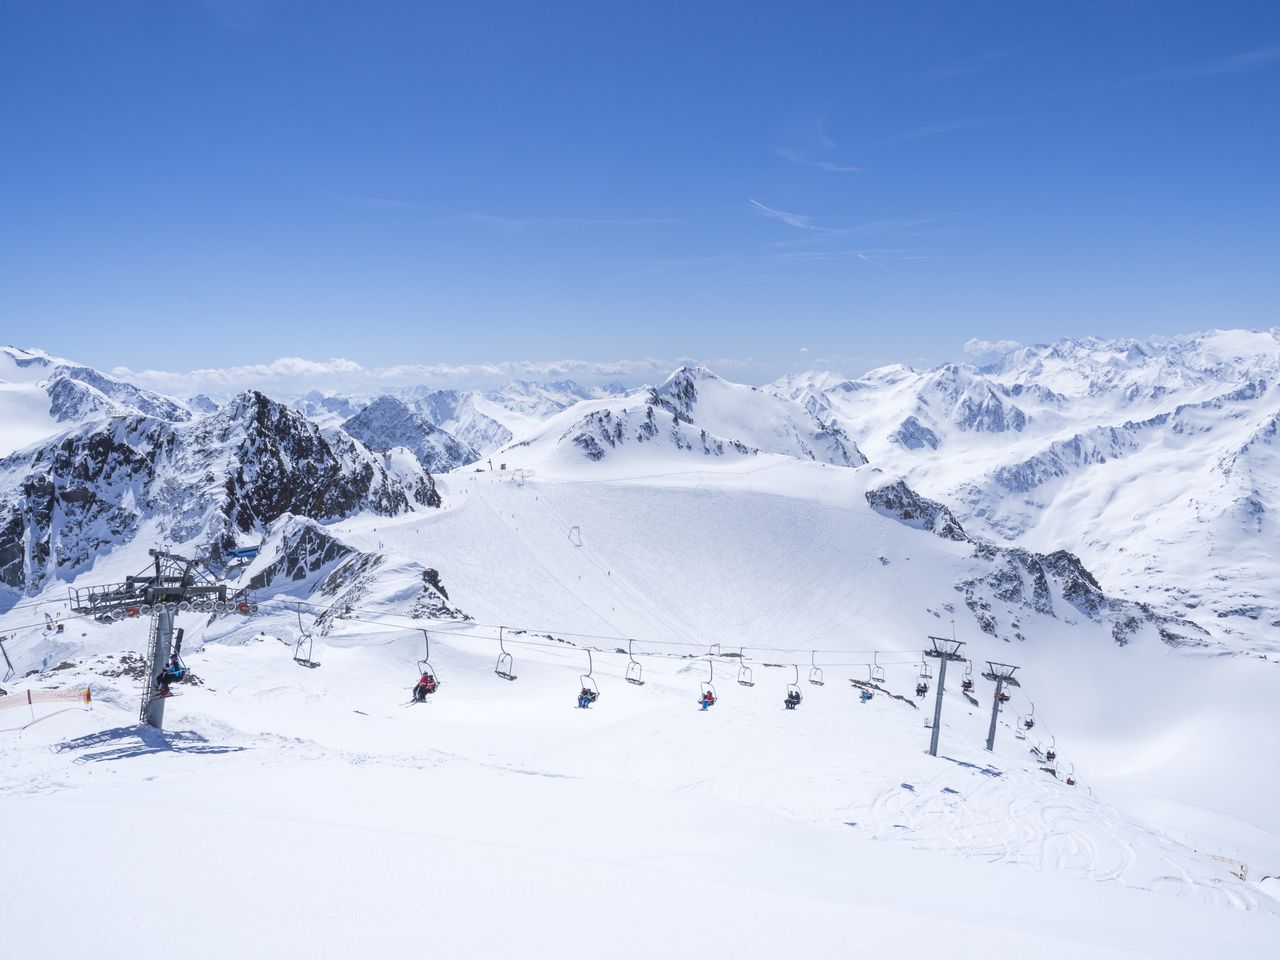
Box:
(1, 0, 1277, 386)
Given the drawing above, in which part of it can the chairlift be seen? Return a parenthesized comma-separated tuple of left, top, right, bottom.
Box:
(577, 648, 600, 707)
(736, 647, 754, 687)
(784, 664, 802, 710)
(1045, 737, 1057, 763)
(918, 658, 933, 680)
(961, 660, 974, 693)
(494, 627, 517, 681)
(699, 659, 717, 708)
(870, 651, 886, 685)
(1022, 701, 1036, 730)
(1064, 762, 1076, 787)
(292, 608, 320, 668)
(808, 650, 824, 686)
(625, 638, 644, 686)
(568, 525, 583, 547)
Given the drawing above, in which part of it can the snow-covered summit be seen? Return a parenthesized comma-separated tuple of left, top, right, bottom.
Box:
(508, 365, 867, 471)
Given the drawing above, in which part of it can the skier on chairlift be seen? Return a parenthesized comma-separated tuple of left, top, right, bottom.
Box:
(413, 671, 437, 702)
(915, 681, 928, 698)
(157, 654, 185, 697)
(784, 689, 802, 710)
(699, 689, 716, 710)
(577, 687, 597, 709)
(859, 688, 873, 703)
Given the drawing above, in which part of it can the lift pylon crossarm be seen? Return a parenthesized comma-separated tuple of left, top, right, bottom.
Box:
(981, 661, 1022, 686)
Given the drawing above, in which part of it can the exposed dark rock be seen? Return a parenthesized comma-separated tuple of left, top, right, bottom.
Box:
(0, 391, 437, 592)
(866, 481, 968, 542)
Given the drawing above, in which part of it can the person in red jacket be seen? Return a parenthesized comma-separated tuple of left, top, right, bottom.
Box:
(413, 672, 436, 701)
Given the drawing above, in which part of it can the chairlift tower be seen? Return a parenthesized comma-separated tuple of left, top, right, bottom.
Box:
(923, 636, 966, 757)
(982, 661, 1021, 752)
(69, 548, 250, 731)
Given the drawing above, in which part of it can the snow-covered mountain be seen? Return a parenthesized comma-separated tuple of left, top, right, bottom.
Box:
(0, 391, 438, 595)
(0, 346, 191, 455)
(777, 329, 1280, 655)
(402, 388, 514, 457)
(509, 365, 866, 470)
(340, 395, 479, 473)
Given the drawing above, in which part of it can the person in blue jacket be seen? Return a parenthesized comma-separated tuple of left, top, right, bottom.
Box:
(157, 654, 185, 697)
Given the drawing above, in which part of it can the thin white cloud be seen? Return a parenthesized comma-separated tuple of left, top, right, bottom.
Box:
(748, 199, 837, 232)
(963, 338, 1024, 357)
(777, 148, 862, 174)
(112, 355, 787, 398)
(1110, 44, 1280, 87)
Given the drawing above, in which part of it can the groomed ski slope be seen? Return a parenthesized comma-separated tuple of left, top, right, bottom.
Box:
(2, 457, 1277, 958)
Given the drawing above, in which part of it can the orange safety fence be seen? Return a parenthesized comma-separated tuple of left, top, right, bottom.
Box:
(0, 687, 92, 712)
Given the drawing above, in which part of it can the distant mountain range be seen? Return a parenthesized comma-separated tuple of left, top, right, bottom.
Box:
(2, 329, 1277, 656)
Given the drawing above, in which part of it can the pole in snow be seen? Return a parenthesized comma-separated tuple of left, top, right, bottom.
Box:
(924, 635, 967, 757)
(982, 661, 1021, 752)
(142, 608, 176, 730)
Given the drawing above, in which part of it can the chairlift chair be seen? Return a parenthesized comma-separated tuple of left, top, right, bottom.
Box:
(494, 627, 517, 681)
(414, 630, 440, 698)
(870, 652, 886, 685)
(625, 638, 645, 686)
(784, 664, 803, 709)
(961, 660, 974, 693)
(736, 647, 754, 687)
(918, 659, 933, 680)
(808, 650, 824, 686)
(577, 648, 600, 706)
(1022, 701, 1036, 729)
(699, 659, 717, 707)
(292, 608, 321, 668)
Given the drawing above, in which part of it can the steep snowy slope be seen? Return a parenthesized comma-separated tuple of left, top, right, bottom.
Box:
(340, 395, 478, 472)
